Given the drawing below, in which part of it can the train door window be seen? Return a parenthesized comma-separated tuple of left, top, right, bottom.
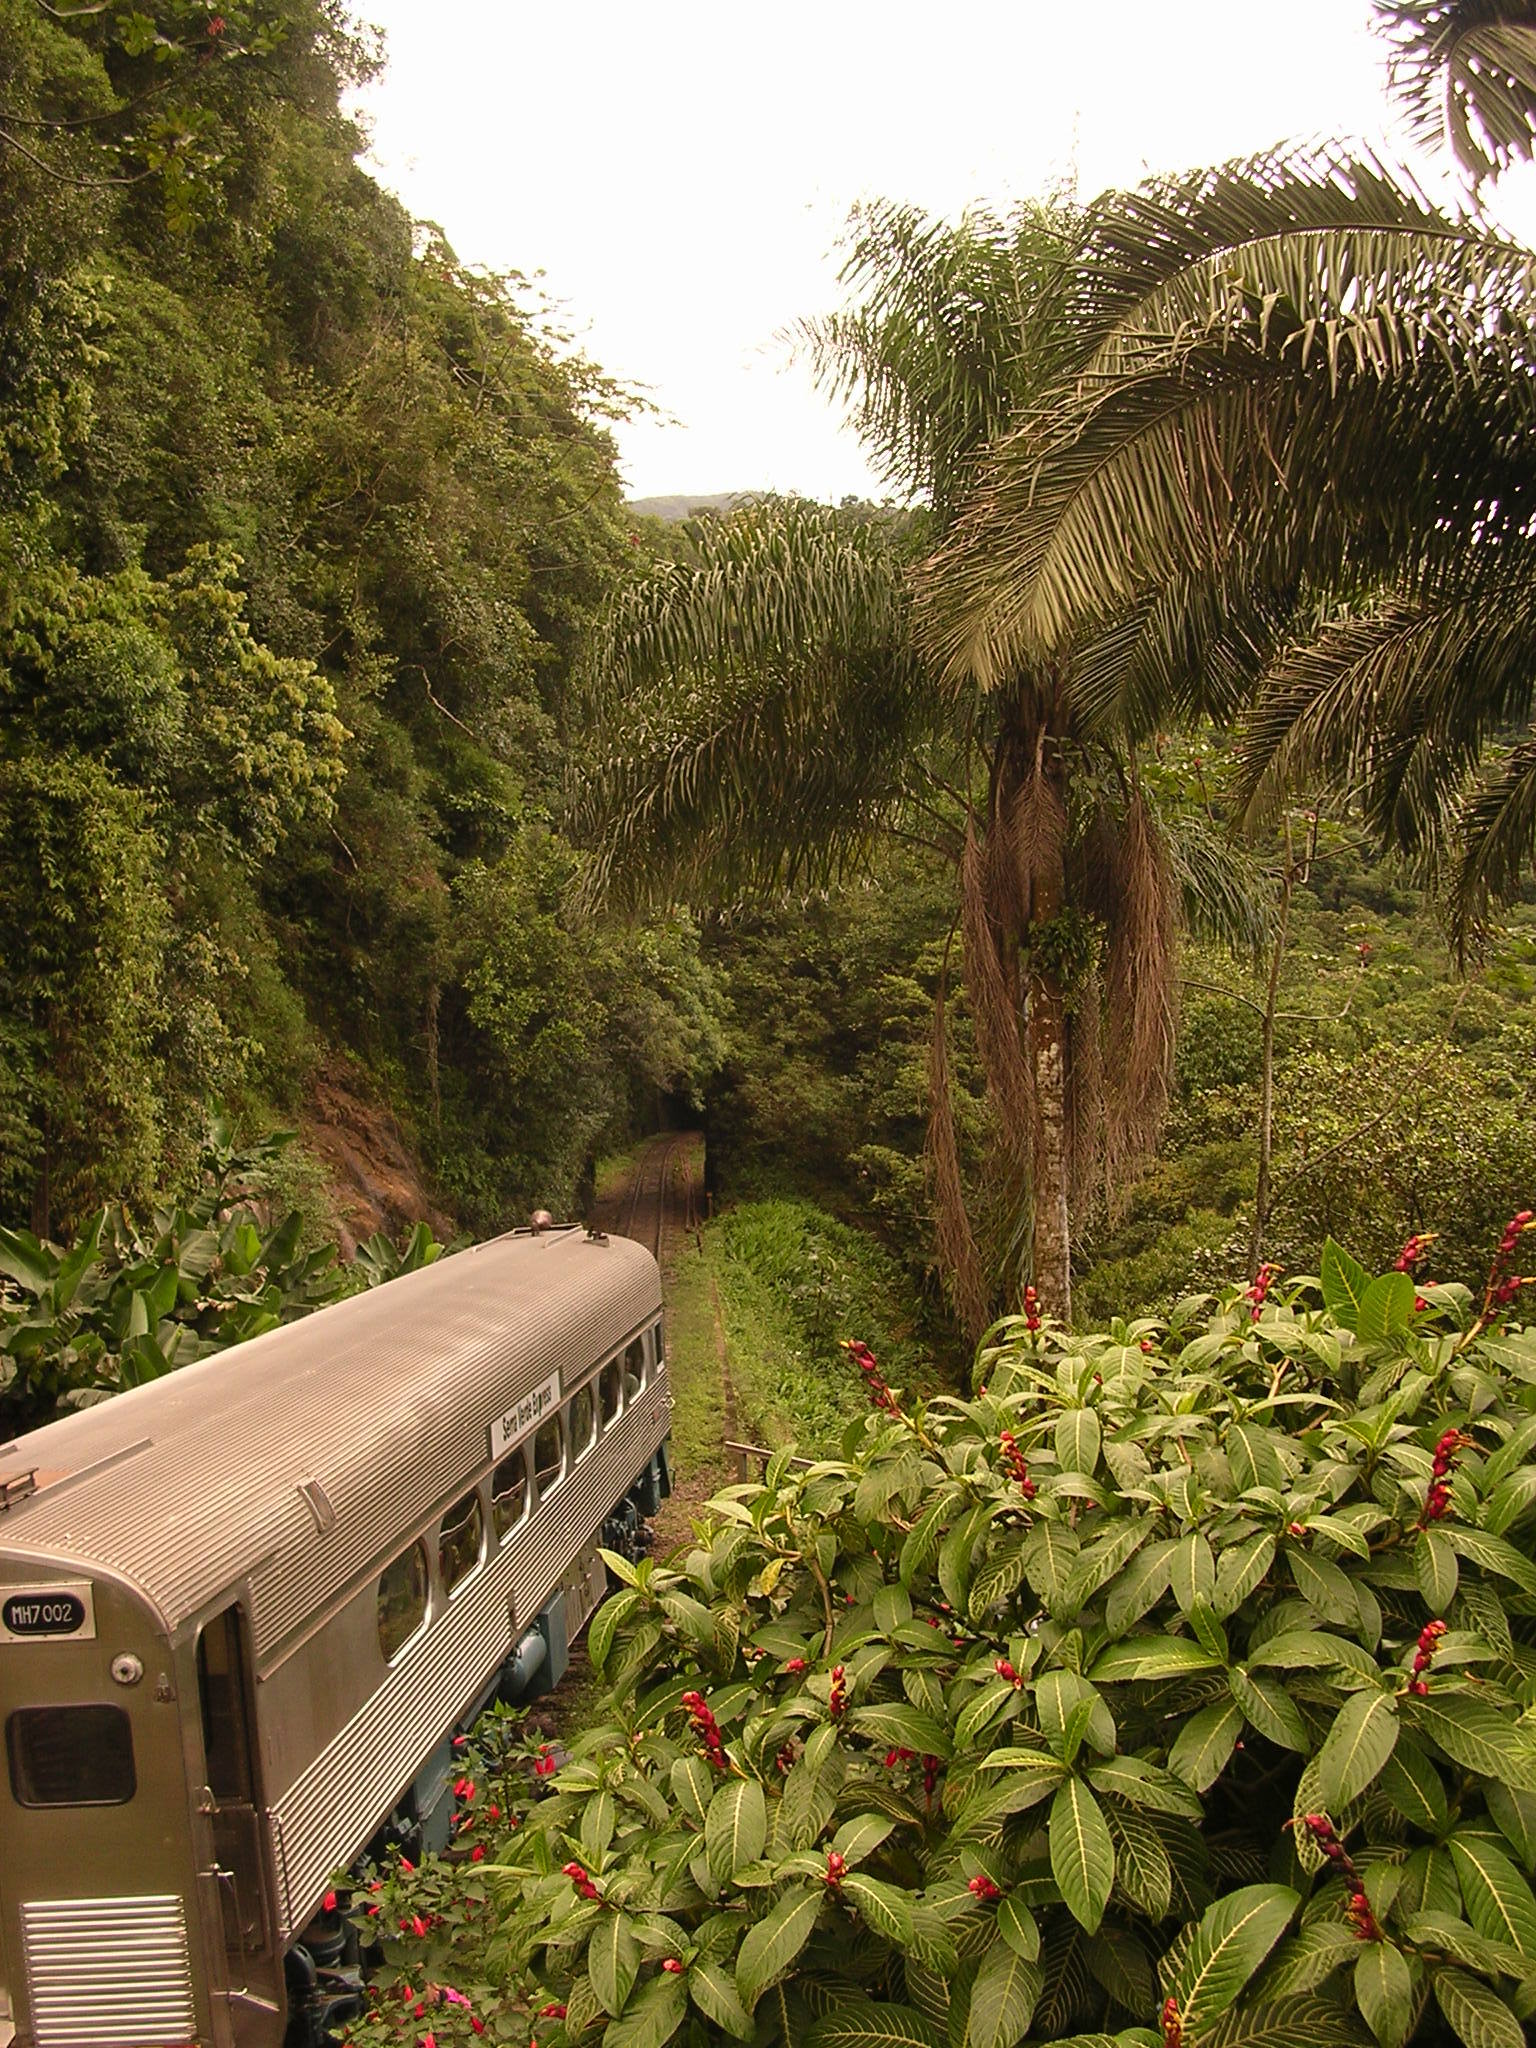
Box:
(440, 1488, 485, 1595)
(599, 1359, 622, 1429)
(7, 1706, 135, 1806)
(197, 1607, 254, 1802)
(624, 1338, 645, 1398)
(533, 1414, 565, 1500)
(651, 1321, 665, 1372)
(569, 1382, 596, 1460)
(378, 1540, 430, 1662)
(492, 1447, 529, 1538)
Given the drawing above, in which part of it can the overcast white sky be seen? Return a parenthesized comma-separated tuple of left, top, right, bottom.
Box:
(352, 2, 1536, 503)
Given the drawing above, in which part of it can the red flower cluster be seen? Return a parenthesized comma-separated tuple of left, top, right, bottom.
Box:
(681, 1691, 728, 1771)
(562, 1861, 600, 1903)
(999, 1430, 1037, 1500)
(207, 13, 225, 34)
(538, 2004, 567, 2019)
(1298, 1815, 1381, 1939)
(844, 1338, 900, 1414)
(1420, 1427, 1473, 1526)
(1405, 1617, 1446, 1697)
(774, 1741, 797, 1775)
(1484, 1211, 1535, 1316)
(783, 1656, 806, 1675)
(967, 1873, 1000, 1901)
(994, 1657, 1023, 1690)
(1395, 1232, 1434, 1273)
(533, 1745, 557, 1778)
(922, 1754, 941, 1803)
(828, 1664, 847, 1720)
(661, 1959, 685, 1974)
(1162, 1997, 1182, 2048)
(883, 1745, 915, 1769)
(824, 1850, 846, 1887)
(1246, 1262, 1279, 1322)
(1023, 1285, 1042, 1334)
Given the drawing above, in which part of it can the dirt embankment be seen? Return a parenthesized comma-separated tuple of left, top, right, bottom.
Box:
(300, 1058, 453, 1258)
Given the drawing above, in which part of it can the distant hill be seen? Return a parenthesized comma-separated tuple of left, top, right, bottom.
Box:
(626, 492, 757, 523)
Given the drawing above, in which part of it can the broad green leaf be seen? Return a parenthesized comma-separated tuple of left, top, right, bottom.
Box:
(1214, 1534, 1277, 1619)
(589, 1910, 641, 2017)
(1202, 1994, 1364, 2048)
(602, 1968, 688, 2048)
(804, 2000, 944, 2048)
(848, 1701, 951, 1759)
(1415, 1528, 1459, 1615)
(706, 1776, 767, 1884)
(1050, 1776, 1115, 1934)
(1064, 1521, 1151, 1610)
(970, 1536, 1031, 1620)
(1169, 1697, 1245, 1793)
(671, 1755, 713, 1826)
(1262, 1923, 1361, 1996)
(875, 1583, 914, 1634)
(736, 1884, 822, 2007)
(1106, 1540, 1174, 1634)
(1355, 1941, 1414, 2048)
(1486, 1782, 1536, 1869)
(833, 1812, 897, 1867)
(1358, 1273, 1417, 1345)
(842, 1871, 915, 1946)
(1091, 1636, 1224, 1682)
(1444, 1526, 1536, 1599)
(1171, 1533, 1217, 1614)
(901, 1487, 963, 1588)
(588, 1588, 640, 1675)
(997, 1894, 1041, 1962)
(1448, 1836, 1536, 1956)
(1288, 1549, 1360, 1626)
(1228, 1669, 1308, 1752)
(1320, 1240, 1371, 1330)
(966, 1932, 1044, 2048)
(1380, 1742, 1448, 1833)
(1317, 1690, 1399, 1808)
(939, 1504, 992, 1611)
(689, 1959, 754, 2040)
(1435, 1967, 1525, 2048)
(1057, 1407, 1102, 1476)
(581, 1789, 616, 1861)
(1105, 1801, 1174, 1921)
(1408, 1695, 1536, 1791)
(1170, 1884, 1301, 2038)
(1023, 1519, 1082, 1617)
(1088, 1754, 1203, 1817)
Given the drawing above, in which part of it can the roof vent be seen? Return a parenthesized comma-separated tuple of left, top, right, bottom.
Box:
(298, 1479, 337, 1535)
(0, 1470, 38, 1512)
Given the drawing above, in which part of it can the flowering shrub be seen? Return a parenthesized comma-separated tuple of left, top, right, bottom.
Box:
(475, 1226, 1536, 2048)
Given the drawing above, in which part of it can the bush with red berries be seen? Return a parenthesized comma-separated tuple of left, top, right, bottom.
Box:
(468, 1225, 1536, 2048)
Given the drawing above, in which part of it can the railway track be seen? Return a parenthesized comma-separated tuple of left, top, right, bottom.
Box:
(617, 1133, 698, 1261)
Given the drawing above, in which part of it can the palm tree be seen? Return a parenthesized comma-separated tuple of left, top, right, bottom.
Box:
(1375, 0, 1536, 182)
(920, 137, 1536, 943)
(573, 204, 1258, 1326)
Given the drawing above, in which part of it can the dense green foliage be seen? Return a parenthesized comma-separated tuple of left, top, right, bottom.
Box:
(0, 0, 719, 1242)
(336, 1233, 1536, 2048)
(0, 1119, 440, 1435)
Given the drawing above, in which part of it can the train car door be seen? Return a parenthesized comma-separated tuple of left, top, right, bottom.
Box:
(195, 1604, 283, 2044)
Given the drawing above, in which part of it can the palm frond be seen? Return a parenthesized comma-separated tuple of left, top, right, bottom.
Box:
(570, 501, 936, 910)
(920, 148, 1536, 685)
(1451, 730, 1536, 938)
(1376, 1, 1536, 179)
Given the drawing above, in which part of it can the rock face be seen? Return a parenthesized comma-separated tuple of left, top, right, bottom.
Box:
(301, 1059, 452, 1258)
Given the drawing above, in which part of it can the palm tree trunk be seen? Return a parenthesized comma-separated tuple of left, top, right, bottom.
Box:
(1027, 962, 1072, 1318)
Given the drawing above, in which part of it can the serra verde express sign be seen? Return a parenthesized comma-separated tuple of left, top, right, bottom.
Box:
(0, 1582, 96, 1642)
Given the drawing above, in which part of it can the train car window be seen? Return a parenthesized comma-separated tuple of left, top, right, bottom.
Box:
(569, 1382, 596, 1459)
(378, 1540, 430, 1662)
(624, 1337, 645, 1397)
(599, 1359, 622, 1428)
(197, 1607, 255, 1802)
(651, 1321, 665, 1372)
(533, 1414, 565, 1499)
(492, 1447, 530, 1538)
(440, 1489, 485, 1595)
(7, 1706, 135, 1807)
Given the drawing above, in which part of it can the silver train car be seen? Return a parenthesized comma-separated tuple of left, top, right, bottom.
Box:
(0, 1224, 672, 2048)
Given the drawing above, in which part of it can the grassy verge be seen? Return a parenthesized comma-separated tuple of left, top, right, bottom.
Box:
(670, 1197, 937, 1459)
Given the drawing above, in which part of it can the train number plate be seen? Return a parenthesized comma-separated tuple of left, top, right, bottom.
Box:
(489, 1373, 562, 1460)
(1, 1581, 96, 1641)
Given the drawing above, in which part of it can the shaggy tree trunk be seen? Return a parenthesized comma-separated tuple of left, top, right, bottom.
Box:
(1027, 963, 1072, 1318)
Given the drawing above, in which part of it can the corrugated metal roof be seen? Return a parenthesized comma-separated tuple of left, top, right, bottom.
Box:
(0, 1230, 660, 1658)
